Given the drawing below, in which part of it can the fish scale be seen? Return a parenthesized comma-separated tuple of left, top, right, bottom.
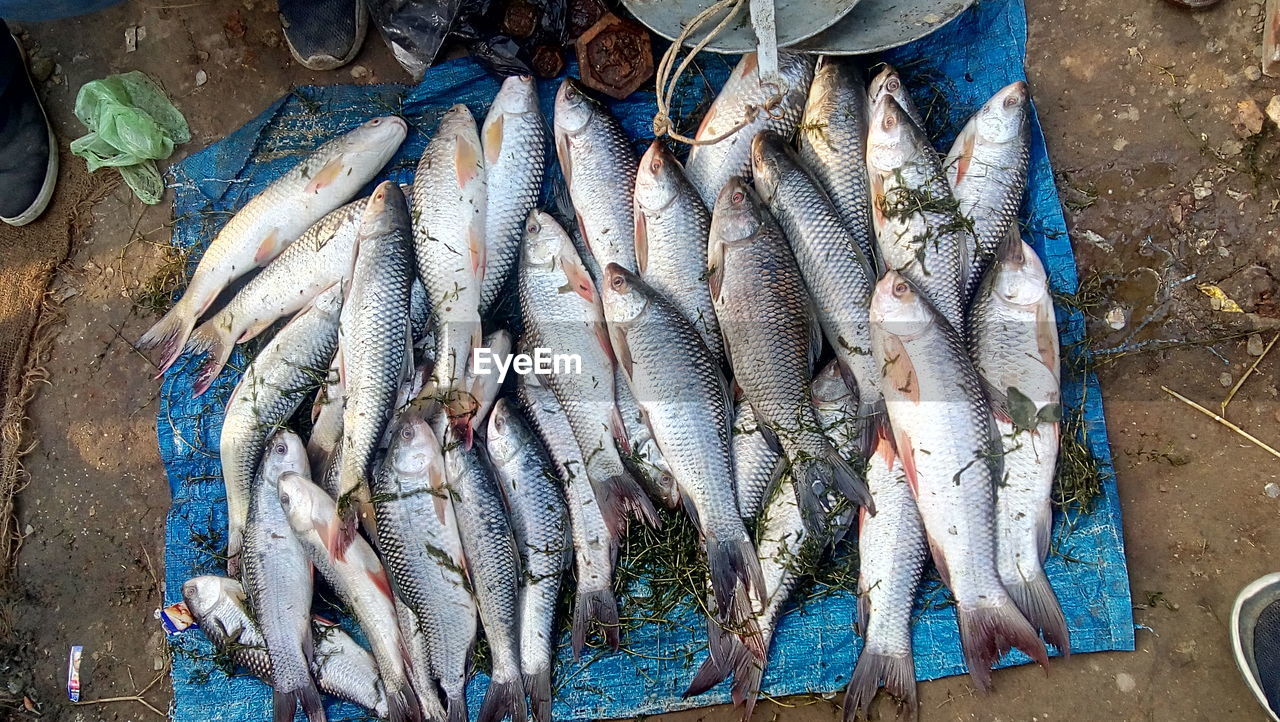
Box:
(730, 401, 781, 521)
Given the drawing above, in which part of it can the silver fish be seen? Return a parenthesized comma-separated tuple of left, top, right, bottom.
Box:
(517, 211, 657, 538)
(373, 409, 477, 722)
(481, 76, 546, 317)
(412, 104, 486, 396)
(946, 82, 1031, 303)
(487, 400, 571, 722)
(602, 263, 764, 648)
(842, 437, 927, 721)
(443, 427, 527, 722)
(870, 271, 1047, 690)
(633, 141, 723, 361)
(613, 366, 678, 509)
(278, 469, 432, 722)
(683, 52, 815, 207)
(709, 179, 873, 533)
(240, 430, 324, 722)
(969, 236, 1069, 655)
(730, 400, 781, 522)
(797, 56, 877, 268)
(867, 95, 971, 332)
(752, 130, 881, 421)
(220, 284, 342, 575)
(335, 181, 416, 545)
(182, 575, 389, 717)
(516, 376, 620, 657)
(868, 64, 924, 129)
(307, 357, 345, 479)
(141, 117, 406, 370)
(554, 78, 638, 271)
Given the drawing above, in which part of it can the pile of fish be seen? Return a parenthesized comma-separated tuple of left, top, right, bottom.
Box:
(148, 54, 1070, 722)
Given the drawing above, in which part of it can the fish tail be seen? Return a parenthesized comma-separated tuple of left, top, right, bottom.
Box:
(682, 652, 728, 698)
(841, 649, 917, 722)
(187, 321, 236, 397)
(332, 506, 359, 563)
(1005, 572, 1071, 657)
(729, 647, 766, 722)
(386, 675, 426, 722)
(791, 444, 875, 536)
(705, 533, 766, 652)
(139, 301, 196, 375)
(477, 673, 527, 722)
(571, 586, 620, 659)
(596, 469, 660, 540)
(956, 598, 1049, 692)
(225, 525, 243, 577)
(273, 681, 327, 722)
(524, 666, 553, 722)
(444, 690, 468, 722)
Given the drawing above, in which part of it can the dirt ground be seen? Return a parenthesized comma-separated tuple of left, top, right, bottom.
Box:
(4, 0, 1280, 719)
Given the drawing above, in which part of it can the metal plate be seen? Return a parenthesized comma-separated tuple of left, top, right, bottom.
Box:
(790, 0, 976, 54)
(620, 0, 864, 54)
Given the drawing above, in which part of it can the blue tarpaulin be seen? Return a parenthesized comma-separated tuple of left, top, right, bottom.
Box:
(159, 0, 1133, 718)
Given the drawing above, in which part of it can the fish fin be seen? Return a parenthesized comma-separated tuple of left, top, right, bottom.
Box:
(981, 379, 1012, 424)
(868, 172, 886, 231)
(367, 566, 395, 601)
(634, 205, 649, 274)
(445, 691, 468, 722)
(386, 676, 426, 722)
(332, 504, 359, 563)
(1005, 572, 1071, 657)
(855, 572, 870, 638)
(950, 123, 977, 186)
(683, 652, 728, 698)
(608, 323, 632, 379)
(470, 224, 486, 280)
(841, 650, 917, 722)
(140, 303, 196, 376)
(558, 249, 597, 303)
(827, 444, 875, 515)
(705, 531, 767, 633)
(892, 427, 920, 498)
(730, 648, 767, 721)
(572, 586, 620, 659)
(525, 668, 553, 722)
(707, 234, 726, 305)
(304, 158, 347, 194)
(274, 683, 327, 722)
(925, 532, 951, 588)
(237, 317, 274, 344)
(187, 322, 236, 397)
(555, 132, 573, 188)
(429, 463, 450, 524)
(483, 114, 504, 165)
(595, 466, 660, 538)
(881, 334, 919, 403)
(1036, 296, 1060, 382)
(254, 228, 284, 265)
(478, 675, 526, 722)
(956, 598, 1048, 692)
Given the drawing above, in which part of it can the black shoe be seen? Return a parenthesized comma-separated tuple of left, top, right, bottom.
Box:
(278, 0, 368, 71)
(1234, 573, 1280, 721)
(0, 23, 57, 226)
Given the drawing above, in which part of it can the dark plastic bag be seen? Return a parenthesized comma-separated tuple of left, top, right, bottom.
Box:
(368, 0, 464, 80)
(452, 0, 568, 77)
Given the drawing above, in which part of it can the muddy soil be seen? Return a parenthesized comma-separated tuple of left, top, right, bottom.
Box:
(5, 0, 1280, 720)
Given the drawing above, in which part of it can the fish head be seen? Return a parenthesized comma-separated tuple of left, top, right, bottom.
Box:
(309, 282, 345, 318)
(485, 399, 526, 465)
(976, 80, 1029, 144)
(521, 210, 567, 268)
(749, 131, 788, 205)
(276, 471, 326, 533)
(993, 237, 1050, 307)
(871, 271, 935, 339)
(711, 177, 765, 246)
(868, 65, 906, 108)
(387, 412, 438, 477)
(359, 181, 410, 237)
(601, 263, 649, 326)
(634, 141, 681, 213)
(261, 429, 309, 485)
(867, 95, 915, 173)
(493, 75, 540, 116)
(181, 575, 242, 618)
(340, 115, 409, 159)
(555, 78, 596, 135)
(437, 103, 479, 137)
(811, 360, 854, 408)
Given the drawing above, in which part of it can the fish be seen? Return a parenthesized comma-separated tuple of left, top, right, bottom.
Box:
(869, 270, 1048, 690)
(613, 366, 679, 509)
(868, 64, 924, 129)
(447, 329, 513, 441)
(277, 469, 432, 722)
(516, 375, 620, 657)
(442, 426, 527, 722)
(334, 181, 416, 549)
(708, 178, 874, 534)
(602, 263, 764, 648)
(632, 140, 723, 362)
(481, 76, 547, 317)
(140, 116, 406, 370)
(730, 400, 782, 522)
(487, 400, 572, 722)
(517, 211, 658, 538)
(809, 360, 864, 542)
(220, 283, 342, 575)
(842, 435, 927, 721)
(797, 56, 877, 268)
(683, 52, 815, 207)
(553, 78, 639, 271)
(751, 130, 882, 428)
(866, 94, 971, 332)
(307, 357, 345, 478)
(969, 235, 1069, 655)
(372, 409, 477, 722)
(240, 429, 324, 722)
(412, 104, 487, 397)
(946, 82, 1031, 303)
(182, 575, 389, 717)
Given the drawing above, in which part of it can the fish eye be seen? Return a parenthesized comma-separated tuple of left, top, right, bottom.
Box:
(274, 442, 288, 455)
(893, 281, 908, 295)
(369, 118, 382, 126)
(400, 425, 413, 440)
(883, 114, 897, 131)
(1004, 94, 1021, 108)
(611, 274, 626, 290)
(527, 220, 540, 235)
(887, 77, 900, 92)
(565, 84, 578, 100)
(650, 156, 662, 173)
(731, 190, 745, 204)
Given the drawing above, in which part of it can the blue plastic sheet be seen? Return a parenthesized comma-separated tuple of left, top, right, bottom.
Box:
(160, 0, 1134, 718)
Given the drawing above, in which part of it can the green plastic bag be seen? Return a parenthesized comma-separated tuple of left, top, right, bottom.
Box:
(70, 71, 190, 205)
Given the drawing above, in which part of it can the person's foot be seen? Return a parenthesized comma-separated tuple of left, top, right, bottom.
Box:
(278, 0, 368, 71)
(1233, 573, 1280, 722)
(0, 24, 57, 226)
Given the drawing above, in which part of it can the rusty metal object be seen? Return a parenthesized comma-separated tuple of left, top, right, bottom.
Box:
(569, 0, 607, 40)
(574, 12, 654, 100)
(503, 0, 540, 38)
(532, 45, 565, 77)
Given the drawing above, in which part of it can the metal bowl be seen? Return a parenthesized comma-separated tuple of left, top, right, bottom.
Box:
(619, 0, 864, 54)
(790, 0, 976, 54)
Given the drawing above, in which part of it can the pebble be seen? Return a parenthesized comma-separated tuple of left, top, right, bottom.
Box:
(1246, 65, 1263, 81)
(1249, 333, 1266, 356)
(1116, 672, 1137, 692)
(1193, 184, 1213, 200)
(1220, 372, 1234, 388)
(195, 69, 207, 87)
(1236, 98, 1266, 136)
(1266, 482, 1280, 498)
(1105, 306, 1127, 330)
(1269, 96, 1280, 126)
(29, 55, 54, 82)
(350, 65, 370, 80)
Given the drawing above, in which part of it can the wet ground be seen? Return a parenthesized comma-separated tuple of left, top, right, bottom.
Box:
(4, 0, 1280, 719)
